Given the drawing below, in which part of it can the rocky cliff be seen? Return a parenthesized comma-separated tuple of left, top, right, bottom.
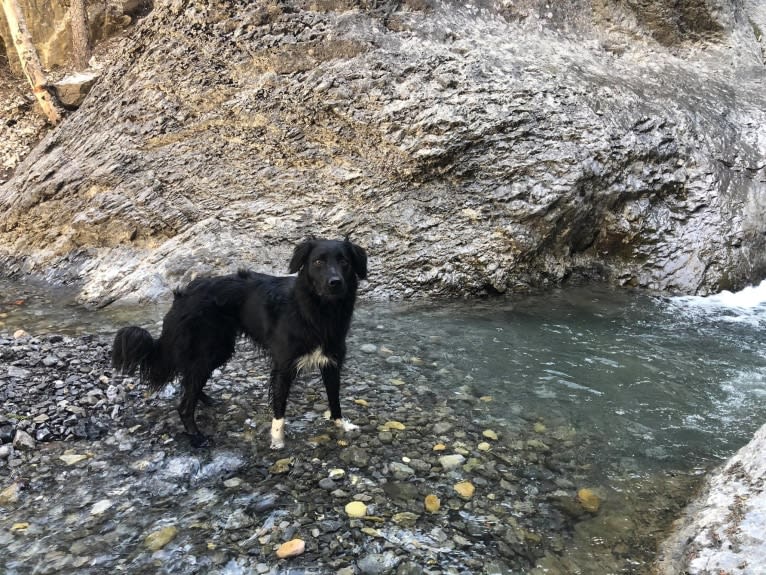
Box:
(0, 0, 765, 305)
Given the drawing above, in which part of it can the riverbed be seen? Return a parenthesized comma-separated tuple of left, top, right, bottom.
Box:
(1, 279, 765, 574)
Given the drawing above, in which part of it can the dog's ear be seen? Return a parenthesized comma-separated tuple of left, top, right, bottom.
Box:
(347, 241, 368, 280)
(288, 240, 315, 273)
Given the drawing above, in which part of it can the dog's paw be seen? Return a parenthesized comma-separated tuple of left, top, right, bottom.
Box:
(335, 418, 359, 432)
(270, 438, 285, 450)
(188, 433, 210, 448)
(270, 418, 285, 450)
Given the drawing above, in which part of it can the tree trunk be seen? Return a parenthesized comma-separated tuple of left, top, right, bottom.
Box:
(1, 0, 61, 124)
(70, 0, 91, 70)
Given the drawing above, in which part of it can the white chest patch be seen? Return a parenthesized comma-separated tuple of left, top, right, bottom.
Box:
(295, 348, 336, 373)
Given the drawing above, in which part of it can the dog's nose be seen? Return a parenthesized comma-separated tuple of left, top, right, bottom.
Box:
(328, 277, 342, 288)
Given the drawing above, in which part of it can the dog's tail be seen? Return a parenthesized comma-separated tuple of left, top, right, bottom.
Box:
(111, 326, 175, 390)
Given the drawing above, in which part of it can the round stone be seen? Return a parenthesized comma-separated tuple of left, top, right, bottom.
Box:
(345, 501, 367, 518)
(454, 481, 475, 499)
(276, 538, 305, 558)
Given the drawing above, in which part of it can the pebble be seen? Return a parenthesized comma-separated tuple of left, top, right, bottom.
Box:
(454, 481, 476, 499)
(0, 482, 21, 505)
(59, 453, 89, 465)
(439, 454, 466, 470)
(344, 501, 367, 518)
(577, 488, 601, 513)
(424, 494, 441, 513)
(224, 509, 254, 530)
(360, 344, 377, 353)
(275, 538, 305, 558)
(269, 457, 294, 474)
(328, 468, 345, 480)
(392, 512, 419, 527)
(144, 526, 178, 551)
(318, 478, 337, 490)
(357, 551, 399, 575)
(433, 422, 453, 434)
(383, 420, 406, 431)
(12, 430, 35, 451)
(223, 477, 243, 488)
(90, 499, 113, 516)
(482, 429, 499, 440)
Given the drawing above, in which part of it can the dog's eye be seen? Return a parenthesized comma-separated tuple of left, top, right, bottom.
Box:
(338, 258, 349, 267)
(313, 259, 324, 266)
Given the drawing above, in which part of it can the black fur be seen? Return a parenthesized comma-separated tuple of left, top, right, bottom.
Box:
(111, 238, 368, 448)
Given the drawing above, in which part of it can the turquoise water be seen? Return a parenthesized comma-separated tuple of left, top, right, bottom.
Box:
(358, 284, 766, 471)
(3, 279, 766, 471)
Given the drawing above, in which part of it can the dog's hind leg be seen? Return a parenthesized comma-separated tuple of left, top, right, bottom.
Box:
(198, 391, 219, 407)
(269, 367, 295, 450)
(178, 371, 210, 448)
(321, 365, 359, 432)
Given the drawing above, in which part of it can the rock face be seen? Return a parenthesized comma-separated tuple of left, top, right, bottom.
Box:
(0, 0, 765, 304)
(654, 422, 766, 575)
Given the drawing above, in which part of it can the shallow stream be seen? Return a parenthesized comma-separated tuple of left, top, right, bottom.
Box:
(1, 279, 766, 573)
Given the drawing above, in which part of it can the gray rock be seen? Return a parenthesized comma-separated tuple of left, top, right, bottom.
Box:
(339, 446, 370, 468)
(224, 509, 254, 530)
(438, 454, 466, 471)
(433, 422, 453, 435)
(12, 430, 35, 451)
(389, 462, 415, 480)
(654, 422, 766, 574)
(396, 562, 424, 575)
(1, 1, 764, 303)
(7, 366, 30, 379)
(318, 478, 337, 490)
(52, 72, 100, 109)
(357, 551, 400, 575)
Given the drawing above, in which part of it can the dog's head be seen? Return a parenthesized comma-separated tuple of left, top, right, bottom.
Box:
(289, 238, 367, 299)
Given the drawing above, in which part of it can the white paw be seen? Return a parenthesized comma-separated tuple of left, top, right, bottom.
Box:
(270, 418, 285, 450)
(335, 418, 359, 432)
(270, 438, 285, 450)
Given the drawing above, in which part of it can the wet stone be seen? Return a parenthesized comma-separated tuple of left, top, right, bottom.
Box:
(339, 446, 370, 467)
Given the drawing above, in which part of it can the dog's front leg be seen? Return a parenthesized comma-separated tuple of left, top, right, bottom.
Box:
(270, 367, 294, 449)
(321, 365, 359, 432)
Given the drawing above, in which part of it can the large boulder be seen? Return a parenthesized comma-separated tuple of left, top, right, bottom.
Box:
(0, 0, 764, 305)
(654, 422, 766, 574)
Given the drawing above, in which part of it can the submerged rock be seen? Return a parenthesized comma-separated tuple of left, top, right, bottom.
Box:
(275, 538, 305, 559)
(576, 488, 601, 514)
(344, 501, 367, 519)
(144, 525, 178, 551)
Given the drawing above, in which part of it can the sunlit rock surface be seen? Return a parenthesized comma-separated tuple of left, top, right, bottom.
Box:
(655, 422, 766, 575)
(0, 0, 765, 304)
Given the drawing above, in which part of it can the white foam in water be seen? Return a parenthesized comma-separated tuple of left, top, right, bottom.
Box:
(672, 279, 766, 326)
(703, 279, 766, 309)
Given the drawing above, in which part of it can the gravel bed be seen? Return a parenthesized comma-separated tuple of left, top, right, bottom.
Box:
(0, 330, 610, 574)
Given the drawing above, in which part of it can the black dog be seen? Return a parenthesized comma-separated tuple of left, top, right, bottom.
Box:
(111, 238, 367, 448)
